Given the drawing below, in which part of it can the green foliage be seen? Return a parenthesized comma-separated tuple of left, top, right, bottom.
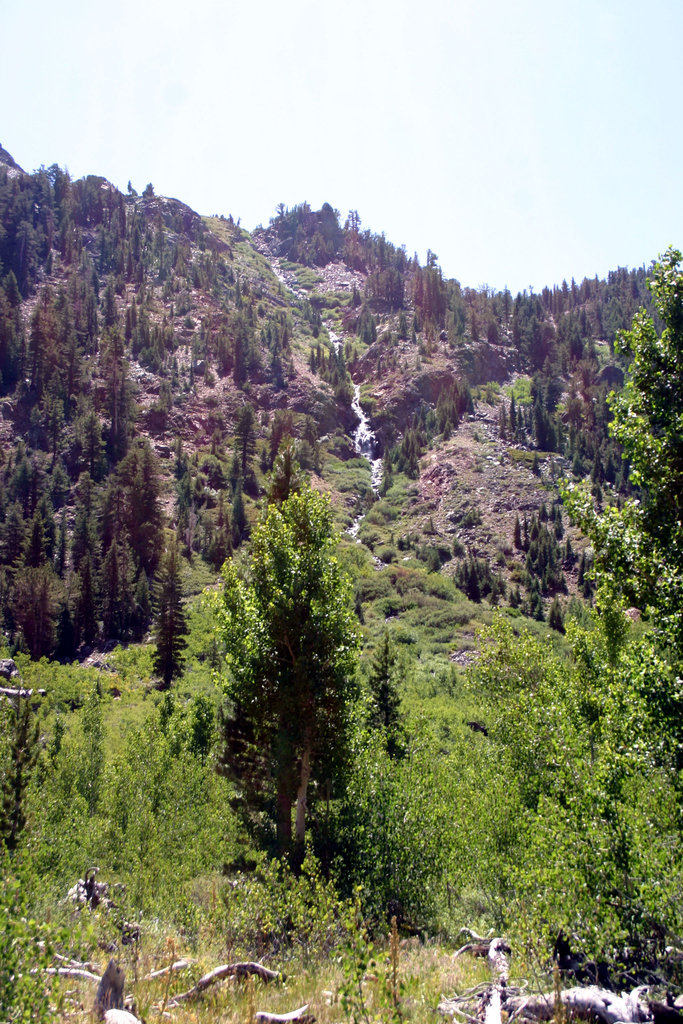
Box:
(0, 698, 40, 851)
(215, 485, 360, 852)
(26, 694, 236, 919)
(338, 727, 458, 929)
(153, 535, 188, 688)
(366, 630, 404, 758)
(219, 848, 351, 961)
(0, 849, 59, 1023)
(470, 613, 683, 964)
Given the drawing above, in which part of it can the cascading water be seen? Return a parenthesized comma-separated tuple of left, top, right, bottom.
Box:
(347, 384, 382, 540)
(328, 329, 382, 540)
(351, 385, 383, 492)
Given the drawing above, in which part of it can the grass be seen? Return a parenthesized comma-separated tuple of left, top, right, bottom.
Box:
(46, 914, 492, 1024)
(504, 376, 533, 405)
(294, 266, 323, 291)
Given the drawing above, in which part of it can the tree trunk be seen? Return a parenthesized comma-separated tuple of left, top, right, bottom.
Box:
(295, 744, 312, 845)
(276, 783, 292, 852)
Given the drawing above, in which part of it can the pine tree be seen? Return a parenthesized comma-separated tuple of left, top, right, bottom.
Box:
(231, 479, 247, 547)
(131, 571, 152, 641)
(100, 537, 134, 639)
(234, 403, 257, 477)
(216, 485, 359, 852)
(367, 630, 403, 758)
(548, 596, 565, 633)
(513, 514, 522, 549)
(0, 697, 40, 852)
(153, 536, 187, 689)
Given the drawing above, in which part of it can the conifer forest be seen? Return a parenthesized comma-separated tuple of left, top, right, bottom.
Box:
(1, 145, 683, 1023)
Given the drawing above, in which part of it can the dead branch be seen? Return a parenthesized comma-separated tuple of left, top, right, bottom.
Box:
(453, 942, 492, 959)
(457, 927, 493, 943)
(53, 953, 100, 971)
(41, 967, 102, 982)
(255, 1004, 315, 1024)
(167, 961, 281, 1006)
(144, 959, 195, 980)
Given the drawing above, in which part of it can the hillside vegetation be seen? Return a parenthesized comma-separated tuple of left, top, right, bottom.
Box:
(1, 148, 682, 1022)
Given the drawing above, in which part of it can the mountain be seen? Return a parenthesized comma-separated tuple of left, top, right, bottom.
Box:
(0, 148, 654, 666)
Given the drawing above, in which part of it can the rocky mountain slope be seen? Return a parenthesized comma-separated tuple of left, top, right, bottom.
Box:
(0, 147, 653, 667)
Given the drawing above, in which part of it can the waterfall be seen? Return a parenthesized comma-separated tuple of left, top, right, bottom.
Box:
(347, 384, 382, 540)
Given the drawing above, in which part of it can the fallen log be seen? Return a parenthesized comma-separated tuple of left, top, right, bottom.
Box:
(0, 686, 32, 699)
(505, 985, 650, 1024)
(53, 953, 100, 971)
(488, 938, 510, 983)
(167, 961, 281, 1006)
(255, 1004, 315, 1024)
(482, 937, 511, 1024)
(42, 967, 102, 982)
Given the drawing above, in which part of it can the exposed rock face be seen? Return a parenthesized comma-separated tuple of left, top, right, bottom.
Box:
(136, 194, 209, 244)
(0, 145, 24, 173)
(0, 659, 19, 680)
(456, 340, 516, 385)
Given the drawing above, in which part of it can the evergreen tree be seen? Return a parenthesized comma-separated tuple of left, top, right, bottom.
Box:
(13, 564, 61, 659)
(367, 630, 403, 758)
(216, 485, 359, 853)
(267, 441, 305, 505)
(513, 514, 522, 549)
(153, 536, 187, 689)
(0, 697, 40, 852)
(131, 571, 152, 641)
(231, 479, 247, 547)
(100, 537, 134, 639)
(76, 551, 98, 645)
(548, 596, 565, 633)
(234, 403, 257, 478)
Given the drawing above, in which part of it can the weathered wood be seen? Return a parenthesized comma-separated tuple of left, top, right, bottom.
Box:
(53, 953, 100, 971)
(481, 937, 511, 1024)
(144, 958, 195, 980)
(94, 959, 125, 1019)
(0, 686, 32, 698)
(505, 985, 650, 1024)
(452, 942, 491, 959)
(103, 1011, 140, 1024)
(255, 1004, 315, 1024)
(42, 966, 102, 982)
(167, 961, 281, 1006)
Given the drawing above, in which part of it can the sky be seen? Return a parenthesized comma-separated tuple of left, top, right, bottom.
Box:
(2, 0, 682, 295)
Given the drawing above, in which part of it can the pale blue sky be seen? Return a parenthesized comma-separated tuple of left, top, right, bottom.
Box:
(3, 0, 681, 294)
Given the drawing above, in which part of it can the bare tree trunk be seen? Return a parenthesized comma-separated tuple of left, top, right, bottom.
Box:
(295, 743, 312, 845)
(276, 784, 292, 853)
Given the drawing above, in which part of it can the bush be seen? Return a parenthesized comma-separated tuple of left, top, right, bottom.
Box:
(0, 850, 60, 1022)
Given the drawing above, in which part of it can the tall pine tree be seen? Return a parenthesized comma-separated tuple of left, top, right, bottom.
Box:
(153, 535, 187, 689)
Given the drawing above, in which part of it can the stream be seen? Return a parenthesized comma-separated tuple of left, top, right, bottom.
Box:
(264, 265, 383, 541)
(328, 329, 383, 539)
(347, 382, 382, 540)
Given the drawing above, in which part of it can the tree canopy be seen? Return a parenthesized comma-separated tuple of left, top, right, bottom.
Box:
(565, 248, 683, 649)
(214, 484, 360, 853)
